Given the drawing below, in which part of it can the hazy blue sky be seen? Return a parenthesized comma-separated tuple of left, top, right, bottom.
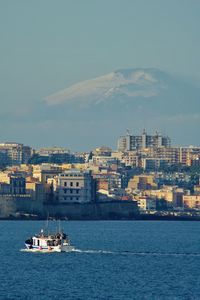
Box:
(0, 0, 200, 150)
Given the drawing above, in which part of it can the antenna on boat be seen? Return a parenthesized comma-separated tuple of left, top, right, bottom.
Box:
(58, 220, 61, 234)
(44, 212, 50, 235)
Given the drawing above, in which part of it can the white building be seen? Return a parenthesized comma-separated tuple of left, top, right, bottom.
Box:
(137, 197, 156, 211)
(117, 130, 171, 151)
(37, 147, 70, 156)
(53, 169, 95, 203)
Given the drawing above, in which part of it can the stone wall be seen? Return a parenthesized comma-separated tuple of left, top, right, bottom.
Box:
(43, 201, 139, 220)
(0, 195, 43, 218)
(0, 194, 139, 220)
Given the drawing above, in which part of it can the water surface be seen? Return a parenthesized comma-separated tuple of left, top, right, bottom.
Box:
(1, 221, 200, 299)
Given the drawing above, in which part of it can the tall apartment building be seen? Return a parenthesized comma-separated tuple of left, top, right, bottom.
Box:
(117, 130, 171, 151)
(0, 143, 32, 166)
(53, 169, 96, 203)
(153, 147, 200, 166)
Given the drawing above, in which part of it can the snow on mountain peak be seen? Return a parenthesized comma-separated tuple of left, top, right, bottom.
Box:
(44, 68, 167, 106)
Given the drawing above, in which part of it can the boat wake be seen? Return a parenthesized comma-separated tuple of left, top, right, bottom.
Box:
(20, 248, 200, 257)
(71, 249, 200, 257)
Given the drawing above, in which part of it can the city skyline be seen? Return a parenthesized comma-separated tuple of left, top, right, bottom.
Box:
(0, 128, 199, 153)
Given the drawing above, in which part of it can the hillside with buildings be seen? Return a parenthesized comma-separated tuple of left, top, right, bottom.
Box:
(0, 130, 200, 220)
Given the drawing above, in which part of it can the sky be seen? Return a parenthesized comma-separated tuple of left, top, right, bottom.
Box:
(0, 0, 200, 150)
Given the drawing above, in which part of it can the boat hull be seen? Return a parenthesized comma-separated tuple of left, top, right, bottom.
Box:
(25, 243, 75, 253)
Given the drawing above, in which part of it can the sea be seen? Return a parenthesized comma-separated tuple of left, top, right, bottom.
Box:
(1, 221, 200, 300)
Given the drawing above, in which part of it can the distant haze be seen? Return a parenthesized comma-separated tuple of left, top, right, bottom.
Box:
(0, 1, 200, 150)
(22, 68, 200, 149)
(40, 68, 199, 149)
(0, 67, 199, 150)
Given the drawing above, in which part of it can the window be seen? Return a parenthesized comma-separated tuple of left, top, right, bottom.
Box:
(70, 197, 73, 200)
(76, 197, 79, 201)
(70, 189, 73, 194)
(64, 189, 67, 194)
(76, 182, 79, 187)
(76, 190, 79, 194)
(70, 182, 73, 187)
(64, 182, 67, 186)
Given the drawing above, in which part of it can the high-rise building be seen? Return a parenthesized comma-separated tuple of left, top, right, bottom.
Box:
(117, 129, 171, 151)
(0, 143, 32, 166)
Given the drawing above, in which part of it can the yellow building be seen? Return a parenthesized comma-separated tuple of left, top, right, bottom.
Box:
(128, 175, 157, 191)
(144, 187, 174, 202)
(183, 195, 200, 209)
(61, 163, 88, 171)
(194, 185, 200, 195)
(0, 171, 11, 183)
(32, 164, 62, 183)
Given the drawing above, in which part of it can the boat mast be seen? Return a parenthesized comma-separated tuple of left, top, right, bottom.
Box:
(58, 220, 61, 234)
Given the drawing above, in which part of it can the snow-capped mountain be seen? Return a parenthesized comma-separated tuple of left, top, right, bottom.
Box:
(44, 68, 168, 106)
(39, 68, 200, 149)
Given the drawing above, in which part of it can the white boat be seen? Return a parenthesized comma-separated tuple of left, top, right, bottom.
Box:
(24, 223, 74, 253)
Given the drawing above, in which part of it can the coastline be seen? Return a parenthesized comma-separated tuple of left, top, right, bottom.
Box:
(1, 213, 200, 221)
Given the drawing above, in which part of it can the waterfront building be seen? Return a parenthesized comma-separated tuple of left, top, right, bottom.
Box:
(26, 180, 45, 201)
(0, 174, 26, 195)
(183, 195, 200, 209)
(136, 197, 156, 211)
(32, 164, 62, 183)
(53, 169, 96, 203)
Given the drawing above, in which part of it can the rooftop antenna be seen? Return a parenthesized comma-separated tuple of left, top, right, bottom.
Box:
(126, 129, 130, 135)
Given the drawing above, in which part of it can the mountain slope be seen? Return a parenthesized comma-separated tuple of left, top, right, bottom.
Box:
(44, 68, 169, 106)
(41, 68, 200, 148)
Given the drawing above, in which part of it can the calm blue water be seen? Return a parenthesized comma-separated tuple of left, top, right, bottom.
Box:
(1, 221, 200, 299)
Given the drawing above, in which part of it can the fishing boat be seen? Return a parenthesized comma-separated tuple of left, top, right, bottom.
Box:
(24, 222, 74, 253)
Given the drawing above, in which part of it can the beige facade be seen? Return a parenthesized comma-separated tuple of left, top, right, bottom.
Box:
(194, 185, 200, 195)
(128, 175, 157, 191)
(26, 181, 45, 201)
(53, 169, 95, 203)
(136, 197, 156, 211)
(183, 195, 200, 209)
(143, 187, 186, 206)
(32, 164, 62, 183)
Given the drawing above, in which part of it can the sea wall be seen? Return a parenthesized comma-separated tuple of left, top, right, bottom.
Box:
(0, 195, 43, 218)
(0, 195, 139, 220)
(43, 201, 139, 220)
